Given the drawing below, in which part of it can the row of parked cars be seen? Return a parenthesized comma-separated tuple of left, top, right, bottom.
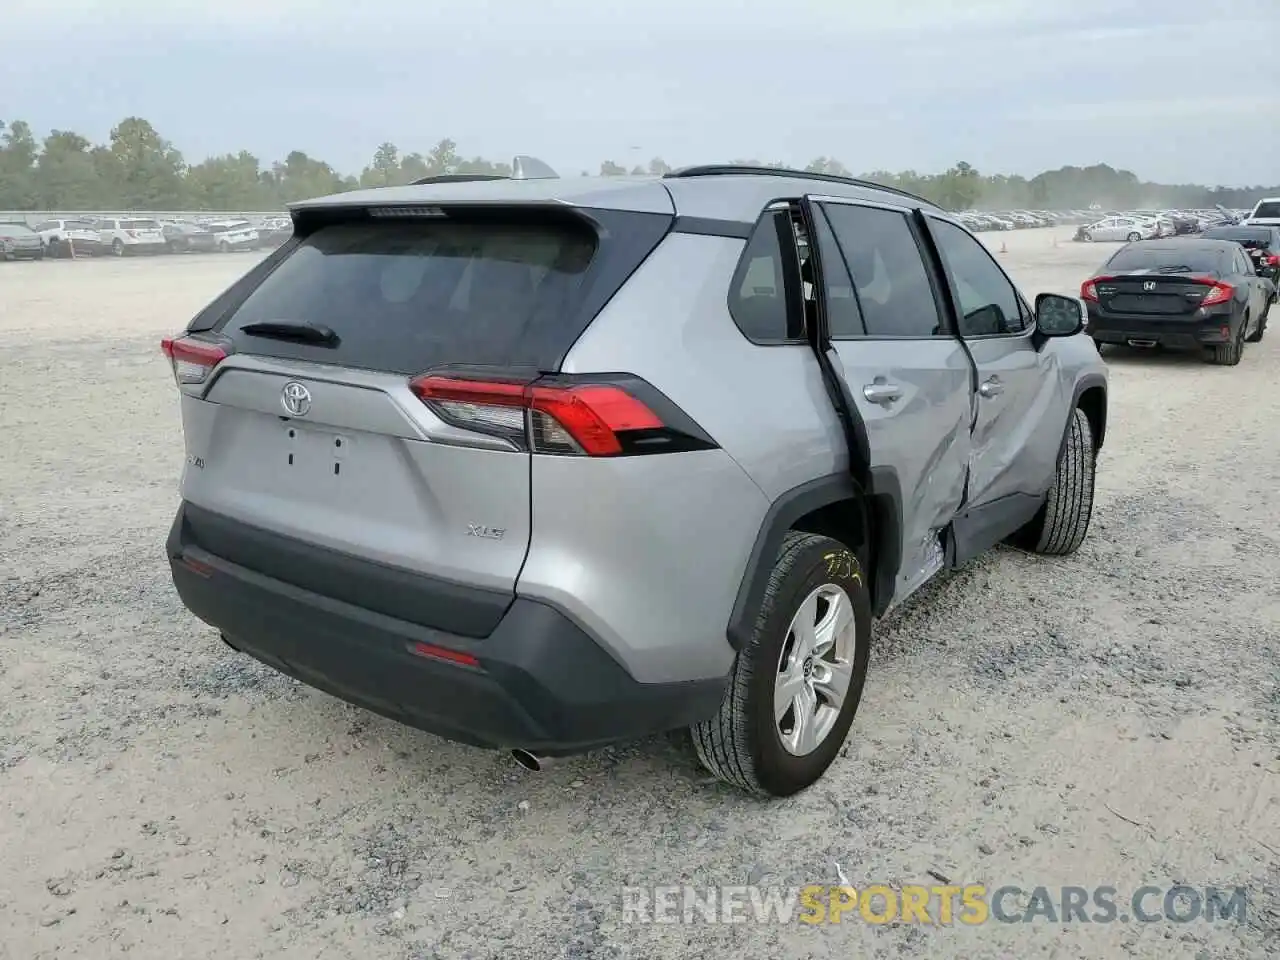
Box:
(0, 215, 293, 260)
(1072, 207, 1254, 243)
(956, 210, 1090, 232)
(955, 207, 1254, 237)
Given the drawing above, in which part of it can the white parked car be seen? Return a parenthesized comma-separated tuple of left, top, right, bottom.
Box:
(1244, 197, 1280, 227)
(203, 219, 260, 252)
(30, 218, 106, 256)
(91, 217, 168, 256)
(1078, 216, 1158, 242)
(1131, 215, 1174, 238)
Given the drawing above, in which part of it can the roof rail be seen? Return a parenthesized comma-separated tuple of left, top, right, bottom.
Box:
(664, 164, 934, 207)
(409, 173, 507, 185)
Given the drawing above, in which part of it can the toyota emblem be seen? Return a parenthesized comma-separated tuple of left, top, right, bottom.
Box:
(281, 381, 312, 417)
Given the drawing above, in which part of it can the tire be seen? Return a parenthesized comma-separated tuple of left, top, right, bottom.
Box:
(1012, 407, 1095, 556)
(1126, 232, 1141, 242)
(218, 241, 230, 253)
(1246, 299, 1269, 343)
(1083, 231, 1093, 242)
(167, 240, 181, 255)
(1208, 318, 1246, 365)
(691, 531, 871, 797)
(111, 239, 124, 257)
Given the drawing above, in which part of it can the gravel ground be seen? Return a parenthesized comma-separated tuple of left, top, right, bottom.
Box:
(1, 227, 1277, 959)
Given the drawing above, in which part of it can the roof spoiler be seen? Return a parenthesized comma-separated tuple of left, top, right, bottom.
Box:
(410, 155, 559, 187)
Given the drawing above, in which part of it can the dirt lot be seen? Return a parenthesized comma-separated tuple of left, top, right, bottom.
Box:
(1, 227, 1277, 959)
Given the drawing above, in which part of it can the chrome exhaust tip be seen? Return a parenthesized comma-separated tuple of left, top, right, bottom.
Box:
(1126, 338, 1157, 348)
(511, 749, 556, 771)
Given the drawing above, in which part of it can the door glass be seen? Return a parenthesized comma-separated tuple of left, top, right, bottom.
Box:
(820, 204, 945, 338)
(930, 219, 1027, 336)
(810, 206, 866, 338)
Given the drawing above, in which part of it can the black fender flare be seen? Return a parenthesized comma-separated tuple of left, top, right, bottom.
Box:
(1062, 373, 1108, 457)
(726, 466, 904, 650)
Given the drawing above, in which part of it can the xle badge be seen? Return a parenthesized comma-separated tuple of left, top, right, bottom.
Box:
(467, 525, 506, 540)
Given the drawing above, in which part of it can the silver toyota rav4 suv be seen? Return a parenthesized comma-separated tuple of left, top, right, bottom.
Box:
(163, 162, 1108, 797)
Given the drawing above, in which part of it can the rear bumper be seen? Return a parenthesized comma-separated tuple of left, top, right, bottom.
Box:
(1087, 308, 1237, 348)
(166, 502, 726, 754)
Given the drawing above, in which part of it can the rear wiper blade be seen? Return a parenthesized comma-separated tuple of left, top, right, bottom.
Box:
(239, 319, 340, 346)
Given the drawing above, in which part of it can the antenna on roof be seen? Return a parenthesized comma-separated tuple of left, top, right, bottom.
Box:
(511, 155, 559, 180)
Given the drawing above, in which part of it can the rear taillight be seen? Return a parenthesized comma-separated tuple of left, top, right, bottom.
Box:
(160, 335, 227, 385)
(1199, 281, 1233, 307)
(409, 375, 669, 457)
(1266, 254, 1279, 266)
(1080, 277, 1105, 302)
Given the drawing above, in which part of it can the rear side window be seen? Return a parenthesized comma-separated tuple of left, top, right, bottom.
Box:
(1251, 201, 1280, 219)
(121, 219, 158, 229)
(728, 211, 803, 342)
(220, 219, 599, 374)
(820, 203, 945, 338)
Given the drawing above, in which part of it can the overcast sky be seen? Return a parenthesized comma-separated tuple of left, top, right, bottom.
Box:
(5, 0, 1277, 185)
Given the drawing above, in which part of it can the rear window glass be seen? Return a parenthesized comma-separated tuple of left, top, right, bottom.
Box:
(0, 223, 36, 236)
(221, 219, 598, 374)
(1105, 245, 1223, 273)
(1201, 227, 1271, 247)
(121, 219, 159, 229)
(1251, 201, 1280, 219)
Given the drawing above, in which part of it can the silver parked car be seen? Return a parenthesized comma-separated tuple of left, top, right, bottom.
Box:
(0, 222, 46, 260)
(1079, 216, 1158, 242)
(161, 162, 1108, 796)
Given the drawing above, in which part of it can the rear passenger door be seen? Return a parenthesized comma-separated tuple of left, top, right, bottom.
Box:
(805, 196, 973, 600)
(924, 214, 1063, 549)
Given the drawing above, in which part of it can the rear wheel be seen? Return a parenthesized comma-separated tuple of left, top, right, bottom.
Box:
(111, 238, 124, 257)
(1012, 407, 1095, 556)
(1208, 318, 1246, 365)
(1083, 231, 1094, 242)
(1246, 299, 1270, 343)
(218, 240, 230, 253)
(1126, 232, 1141, 242)
(692, 531, 871, 797)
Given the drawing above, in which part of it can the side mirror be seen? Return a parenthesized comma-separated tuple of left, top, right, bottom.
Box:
(1035, 292, 1086, 338)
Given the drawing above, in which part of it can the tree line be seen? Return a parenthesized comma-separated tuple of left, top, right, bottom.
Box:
(1, 116, 1274, 214)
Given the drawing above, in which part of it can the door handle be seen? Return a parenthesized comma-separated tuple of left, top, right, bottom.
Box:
(979, 377, 1004, 398)
(862, 382, 903, 405)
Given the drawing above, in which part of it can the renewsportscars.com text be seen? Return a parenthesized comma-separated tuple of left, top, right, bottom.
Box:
(621, 883, 1250, 925)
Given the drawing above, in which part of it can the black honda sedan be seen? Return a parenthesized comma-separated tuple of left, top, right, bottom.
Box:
(1081, 238, 1272, 365)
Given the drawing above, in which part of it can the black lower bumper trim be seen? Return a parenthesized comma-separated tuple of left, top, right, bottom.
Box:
(167, 504, 726, 753)
(1088, 312, 1235, 348)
